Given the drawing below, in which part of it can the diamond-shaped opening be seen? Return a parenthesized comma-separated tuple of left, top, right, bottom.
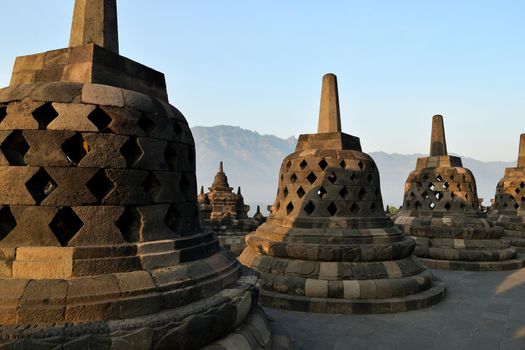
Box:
(0, 206, 16, 241)
(32, 102, 58, 129)
(350, 173, 357, 182)
(328, 172, 337, 184)
(307, 172, 317, 184)
(443, 182, 449, 190)
(366, 174, 373, 183)
(436, 174, 443, 182)
(503, 203, 508, 208)
(299, 160, 308, 170)
(173, 122, 183, 138)
(370, 203, 377, 212)
(49, 207, 83, 246)
(297, 186, 306, 198)
(435, 192, 443, 200)
(304, 201, 315, 216)
(1, 130, 29, 165)
(138, 114, 155, 135)
(429, 183, 436, 191)
(179, 173, 193, 200)
(87, 107, 112, 132)
(142, 172, 162, 201)
(350, 203, 359, 214)
(319, 159, 328, 170)
(409, 192, 416, 200)
(422, 191, 429, 199)
(358, 188, 367, 200)
(415, 201, 421, 209)
(290, 173, 298, 184)
(165, 205, 182, 234)
(0, 106, 7, 124)
(25, 168, 57, 204)
(358, 161, 364, 170)
(465, 193, 469, 200)
(444, 202, 451, 210)
(339, 186, 349, 199)
(521, 182, 525, 188)
(286, 161, 292, 170)
(451, 192, 455, 198)
(515, 202, 520, 209)
(521, 196, 525, 202)
(317, 187, 327, 199)
(276, 202, 281, 211)
(120, 137, 143, 168)
(280, 174, 284, 183)
(422, 174, 429, 181)
(86, 169, 114, 202)
(429, 202, 436, 209)
(340, 160, 346, 169)
(283, 187, 289, 198)
(62, 133, 89, 166)
(327, 202, 338, 216)
(286, 202, 294, 215)
(164, 143, 177, 171)
(116, 206, 141, 242)
(516, 188, 521, 194)
(449, 174, 455, 180)
(416, 181, 422, 188)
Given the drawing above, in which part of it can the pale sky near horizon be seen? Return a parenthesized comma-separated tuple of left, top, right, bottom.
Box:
(0, 1, 524, 162)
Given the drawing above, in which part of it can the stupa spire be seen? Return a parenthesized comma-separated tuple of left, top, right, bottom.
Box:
(430, 114, 448, 156)
(518, 133, 525, 167)
(69, 0, 119, 53)
(317, 73, 341, 133)
(218, 161, 224, 173)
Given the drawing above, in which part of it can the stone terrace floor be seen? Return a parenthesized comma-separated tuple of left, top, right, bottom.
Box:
(266, 268, 525, 350)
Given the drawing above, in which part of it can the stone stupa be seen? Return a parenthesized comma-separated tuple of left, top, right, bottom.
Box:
(489, 134, 525, 251)
(0, 1, 278, 348)
(395, 115, 523, 271)
(240, 73, 445, 314)
(198, 161, 265, 256)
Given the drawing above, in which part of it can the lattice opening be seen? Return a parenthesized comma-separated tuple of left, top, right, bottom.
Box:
(443, 182, 449, 190)
(451, 192, 455, 198)
(142, 173, 162, 201)
(416, 181, 422, 188)
(283, 187, 289, 198)
(164, 143, 177, 171)
(0, 206, 16, 241)
(62, 133, 89, 166)
(358, 188, 367, 200)
(1, 131, 29, 165)
(422, 191, 429, 199)
(165, 205, 182, 234)
(304, 201, 315, 216)
(116, 206, 141, 242)
(358, 161, 364, 170)
(297, 186, 305, 198)
(286, 202, 294, 215)
(422, 174, 429, 181)
(465, 193, 469, 200)
(319, 159, 328, 170)
(328, 172, 337, 184)
(522, 196, 525, 202)
(49, 207, 83, 246)
(516, 188, 521, 194)
(521, 182, 525, 188)
(350, 173, 357, 182)
(370, 203, 377, 212)
(429, 183, 436, 191)
(138, 114, 155, 135)
(32, 102, 58, 129)
(515, 202, 520, 209)
(88, 107, 112, 132)
(435, 192, 443, 200)
(350, 203, 359, 214)
(0, 106, 7, 124)
(444, 202, 451, 210)
(86, 169, 114, 202)
(366, 174, 373, 183)
(409, 192, 416, 200)
(286, 161, 292, 171)
(179, 173, 193, 200)
(120, 137, 142, 168)
(415, 201, 421, 209)
(317, 187, 327, 199)
(300, 160, 308, 170)
(26, 168, 57, 204)
(307, 172, 317, 184)
(340, 160, 346, 169)
(436, 175, 443, 182)
(429, 202, 436, 209)
(449, 174, 455, 180)
(339, 186, 349, 199)
(327, 202, 338, 216)
(276, 202, 281, 211)
(290, 173, 298, 184)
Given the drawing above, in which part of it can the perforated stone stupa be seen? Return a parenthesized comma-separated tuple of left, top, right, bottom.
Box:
(489, 134, 525, 252)
(0, 1, 276, 348)
(395, 115, 523, 271)
(198, 161, 265, 256)
(240, 73, 445, 314)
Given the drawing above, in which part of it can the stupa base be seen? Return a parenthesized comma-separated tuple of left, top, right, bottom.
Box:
(258, 279, 446, 315)
(418, 257, 524, 271)
(502, 230, 525, 252)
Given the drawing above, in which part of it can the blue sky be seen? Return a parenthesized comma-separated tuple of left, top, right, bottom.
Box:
(1, 1, 524, 162)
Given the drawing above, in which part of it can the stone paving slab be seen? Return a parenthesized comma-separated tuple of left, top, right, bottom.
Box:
(265, 268, 525, 349)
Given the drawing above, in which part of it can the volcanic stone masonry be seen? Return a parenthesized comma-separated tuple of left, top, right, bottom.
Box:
(239, 73, 446, 314)
(395, 115, 524, 271)
(198, 161, 266, 256)
(0, 1, 284, 349)
(489, 134, 525, 252)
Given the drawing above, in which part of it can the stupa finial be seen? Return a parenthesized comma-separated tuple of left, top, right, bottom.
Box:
(518, 134, 525, 167)
(70, 0, 119, 53)
(317, 73, 341, 133)
(218, 161, 224, 173)
(430, 114, 448, 156)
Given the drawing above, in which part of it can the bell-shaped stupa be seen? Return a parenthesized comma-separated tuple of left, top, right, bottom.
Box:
(489, 134, 525, 251)
(240, 74, 445, 314)
(396, 115, 523, 271)
(0, 1, 276, 348)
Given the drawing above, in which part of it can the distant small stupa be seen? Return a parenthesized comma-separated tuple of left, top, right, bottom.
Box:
(395, 116, 523, 270)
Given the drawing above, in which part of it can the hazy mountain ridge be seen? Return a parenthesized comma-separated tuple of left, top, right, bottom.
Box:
(193, 125, 514, 211)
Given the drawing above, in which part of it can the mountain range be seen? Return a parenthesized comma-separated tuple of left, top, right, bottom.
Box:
(192, 125, 514, 214)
